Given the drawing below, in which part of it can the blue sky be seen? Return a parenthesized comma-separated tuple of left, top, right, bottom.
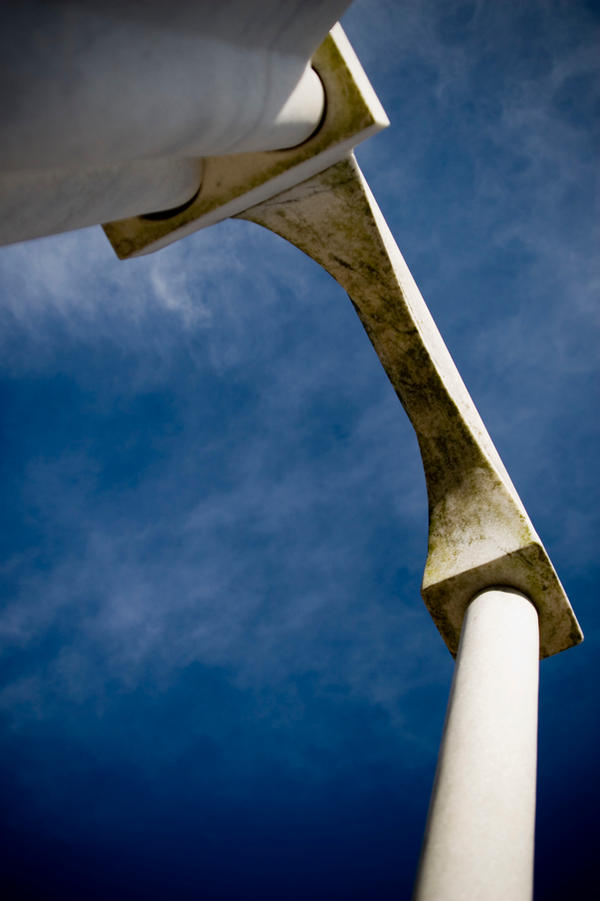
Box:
(0, 1, 598, 898)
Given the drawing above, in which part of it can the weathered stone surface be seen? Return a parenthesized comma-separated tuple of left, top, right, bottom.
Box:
(238, 155, 582, 658)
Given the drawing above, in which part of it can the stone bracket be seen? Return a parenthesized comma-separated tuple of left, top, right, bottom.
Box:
(238, 154, 582, 659)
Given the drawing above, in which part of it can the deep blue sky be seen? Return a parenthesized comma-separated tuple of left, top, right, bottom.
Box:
(0, 2, 598, 898)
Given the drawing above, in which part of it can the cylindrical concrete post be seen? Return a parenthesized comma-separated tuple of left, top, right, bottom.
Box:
(413, 587, 539, 901)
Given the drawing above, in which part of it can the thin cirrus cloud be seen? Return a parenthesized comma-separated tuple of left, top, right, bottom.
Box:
(0, 212, 433, 743)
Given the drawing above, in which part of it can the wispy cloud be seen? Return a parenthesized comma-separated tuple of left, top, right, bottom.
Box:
(0, 209, 438, 739)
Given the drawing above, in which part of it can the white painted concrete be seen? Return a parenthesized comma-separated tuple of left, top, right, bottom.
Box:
(413, 588, 539, 901)
(0, 1, 344, 171)
(0, 1, 354, 246)
(0, 158, 205, 246)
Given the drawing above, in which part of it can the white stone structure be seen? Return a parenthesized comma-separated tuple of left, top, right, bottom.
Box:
(0, 4, 582, 898)
(0, 0, 351, 243)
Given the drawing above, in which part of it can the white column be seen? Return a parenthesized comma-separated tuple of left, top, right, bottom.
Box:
(0, 1, 333, 171)
(413, 587, 539, 901)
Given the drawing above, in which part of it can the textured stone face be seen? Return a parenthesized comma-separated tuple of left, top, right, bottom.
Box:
(238, 155, 582, 659)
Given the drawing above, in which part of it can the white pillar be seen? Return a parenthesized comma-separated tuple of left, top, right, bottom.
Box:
(413, 587, 539, 901)
(0, 1, 333, 171)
